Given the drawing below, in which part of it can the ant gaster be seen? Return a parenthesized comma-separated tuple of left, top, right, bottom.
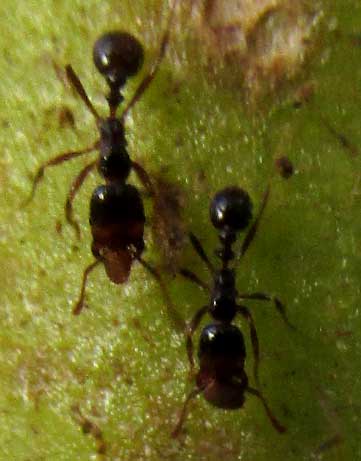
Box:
(26, 1, 182, 326)
(172, 186, 294, 437)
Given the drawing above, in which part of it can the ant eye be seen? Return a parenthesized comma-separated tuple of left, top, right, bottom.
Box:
(210, 187, 253, 232)
(93, 31, 144, 88)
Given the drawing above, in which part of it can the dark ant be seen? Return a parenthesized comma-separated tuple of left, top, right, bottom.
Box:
(172, 186, 294, 437)
(25, 2, 183, 326)
(275, 156, 294, 179)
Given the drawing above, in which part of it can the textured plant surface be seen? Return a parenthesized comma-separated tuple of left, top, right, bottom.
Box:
(1, 1, 361, 460)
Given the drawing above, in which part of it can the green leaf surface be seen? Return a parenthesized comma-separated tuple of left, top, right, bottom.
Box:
(1, 1, 360, 460)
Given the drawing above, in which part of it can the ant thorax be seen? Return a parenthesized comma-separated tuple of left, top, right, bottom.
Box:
(210, 268, 238, 322)
(196, 323, 247, 408)
(97, 118, 131, 182)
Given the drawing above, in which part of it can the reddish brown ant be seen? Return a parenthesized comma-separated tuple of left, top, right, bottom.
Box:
(26, 1, 182, 327)
(172, 186, 294, 437)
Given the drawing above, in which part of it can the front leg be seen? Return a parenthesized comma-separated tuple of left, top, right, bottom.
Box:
(186, 305, 209, 375)
(132, 161, 154, 196)
(65, 160, 97, 239)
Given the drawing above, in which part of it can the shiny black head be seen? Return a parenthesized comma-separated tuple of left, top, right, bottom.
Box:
(210, 187, 253, 233)
(93, 31, 144, 89)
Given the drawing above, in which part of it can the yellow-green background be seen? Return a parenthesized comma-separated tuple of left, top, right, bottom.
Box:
(1, 1, 360, 460)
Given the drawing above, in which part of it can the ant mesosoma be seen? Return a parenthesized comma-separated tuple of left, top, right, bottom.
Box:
(172, 186, 294, 437)
(25, 1, 182, 325)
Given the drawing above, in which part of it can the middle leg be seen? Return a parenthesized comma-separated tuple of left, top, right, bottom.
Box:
(178, 268, 210, 292)
(237, 305, 260, 385)
(65, 160, 97, 239)
(24, 143, 98, 206)
(132, 161, 154, 195)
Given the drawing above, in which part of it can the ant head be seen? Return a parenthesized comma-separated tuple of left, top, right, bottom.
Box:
(210, 187, 253, 233)
(93, 32, 144, 89)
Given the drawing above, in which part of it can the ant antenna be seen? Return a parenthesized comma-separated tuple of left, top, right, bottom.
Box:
(188, 232, 215, 274)
(239, 184, 270, 259)
(66, 65, 101, 121)
(121, 0, 180, 120)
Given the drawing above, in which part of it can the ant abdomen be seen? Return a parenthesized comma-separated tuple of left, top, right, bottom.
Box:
(90, 184, 145, 284)
(90, 184, 145, 247)
(197, 324, 248, 409)
(93, 31, 144, 88)
(198, 375, 247, 410)
(198, 324, 246, 377)
(210, 187, 253, 233)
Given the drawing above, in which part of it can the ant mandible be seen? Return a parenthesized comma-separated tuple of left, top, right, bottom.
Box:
(25, 1, 182, 324)
(172, 186, 295, 437)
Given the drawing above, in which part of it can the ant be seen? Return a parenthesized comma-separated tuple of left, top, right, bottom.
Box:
(25, 1, 183, 325)
(172, 186, 294, 437)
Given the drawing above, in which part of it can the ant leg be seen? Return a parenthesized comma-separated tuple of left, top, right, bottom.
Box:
(136, 256, 185, 331)
(321, 117, 358, 157)
(188, 232, 215, 273)
(238, 292, 295, 330)
(178, 268, 210, 292)
(239, 185, 270, 258)
(237, 305, 260, 386)
(66, 65, 100, 121)
(121, 0, 180, 120)
(71, 405, 107, 456)
(186, 305, 208, 374)
(65, 160, 97, 239)
(246, 386, 286, 433)
(171, 387, 202, 438)
(73, 260, 101, 315)
(131, 161, 154, 195)
(24, 143, 98, 206)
